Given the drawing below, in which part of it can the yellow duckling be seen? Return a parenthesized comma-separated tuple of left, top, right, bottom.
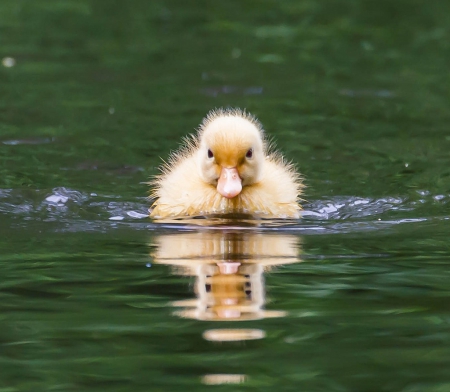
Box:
(150, 108, 303, 219)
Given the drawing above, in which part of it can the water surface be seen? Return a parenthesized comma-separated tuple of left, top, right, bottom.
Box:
(1, 1, 450, 391)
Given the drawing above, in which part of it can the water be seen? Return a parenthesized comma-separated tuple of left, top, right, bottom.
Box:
(1, 1, 450, 391)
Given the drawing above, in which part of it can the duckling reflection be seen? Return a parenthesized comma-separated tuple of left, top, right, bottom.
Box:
(151, 231, 301, 323)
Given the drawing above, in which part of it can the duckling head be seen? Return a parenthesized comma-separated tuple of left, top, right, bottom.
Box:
(197, 109, 265, 199)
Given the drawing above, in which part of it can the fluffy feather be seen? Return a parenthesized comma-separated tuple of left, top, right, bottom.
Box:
(149, 108, 303, 219)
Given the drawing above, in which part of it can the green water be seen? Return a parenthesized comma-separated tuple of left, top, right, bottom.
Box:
(1, 1, 450, 391)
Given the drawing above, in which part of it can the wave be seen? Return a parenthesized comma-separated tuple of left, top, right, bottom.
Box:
(0, 187, 448, 234)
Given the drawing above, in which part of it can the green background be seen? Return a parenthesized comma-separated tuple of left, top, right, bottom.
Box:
(1, 1, 450, 391)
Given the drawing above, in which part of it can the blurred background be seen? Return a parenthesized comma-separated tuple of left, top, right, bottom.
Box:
(2, 0, 450, 197)
(1, 1, 450, 391)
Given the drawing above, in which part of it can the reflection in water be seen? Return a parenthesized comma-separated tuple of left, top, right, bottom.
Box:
(203, 328, 266, 342)
(153, 231, 301, 323)
(201, 374, 248, 385)
(152, 230, 302, 383)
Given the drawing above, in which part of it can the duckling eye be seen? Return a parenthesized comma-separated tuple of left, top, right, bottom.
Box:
(207, 149, 214, 159)
(246, 148, 253, 159)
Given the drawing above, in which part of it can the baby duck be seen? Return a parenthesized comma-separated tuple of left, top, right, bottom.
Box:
(150, 108, 303, 219)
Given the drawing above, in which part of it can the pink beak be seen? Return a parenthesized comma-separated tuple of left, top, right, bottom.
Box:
(217, 167, 242, 198)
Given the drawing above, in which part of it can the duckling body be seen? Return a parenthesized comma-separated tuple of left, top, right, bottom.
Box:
(150, 109, 302, 219)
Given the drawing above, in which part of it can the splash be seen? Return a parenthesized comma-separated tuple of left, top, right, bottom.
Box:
(0, 187, 447, 234)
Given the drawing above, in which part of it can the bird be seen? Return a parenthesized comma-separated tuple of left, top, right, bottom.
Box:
(149, 108, 303, 219)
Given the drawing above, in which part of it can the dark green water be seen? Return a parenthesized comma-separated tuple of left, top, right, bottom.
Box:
(1, 1, 450, 391)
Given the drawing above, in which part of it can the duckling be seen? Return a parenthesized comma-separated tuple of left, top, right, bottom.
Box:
(149, 108, 303, 219)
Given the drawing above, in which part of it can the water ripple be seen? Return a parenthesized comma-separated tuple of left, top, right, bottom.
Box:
(0, 187, 448, 234)
(303, 196, 409, 220)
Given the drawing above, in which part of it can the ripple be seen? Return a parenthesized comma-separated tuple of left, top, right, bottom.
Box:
(2, 137, 55, 145)
(303, 196, 410, 220)
(0, 187, 448, 234)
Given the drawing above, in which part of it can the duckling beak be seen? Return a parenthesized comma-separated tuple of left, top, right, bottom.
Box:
(217, 167, 242, 198)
